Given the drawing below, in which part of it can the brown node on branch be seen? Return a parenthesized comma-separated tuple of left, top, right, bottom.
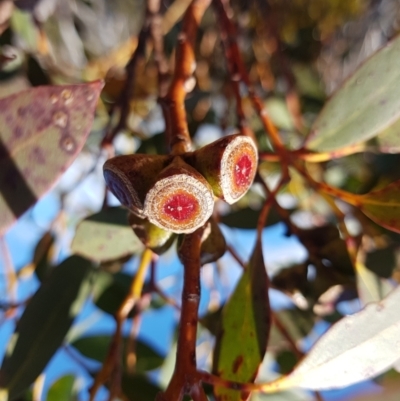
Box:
(103, 154, 171, 217)
(144, 157, 214, 234)
(128, 212, 176, 255)
(186, 133, 258, 204)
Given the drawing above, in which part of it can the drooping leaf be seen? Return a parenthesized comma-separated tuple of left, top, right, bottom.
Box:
(200, 307, 223, 337)
(305, 34, 400, 152)
(46, 375, 76, 401)
(177, 219, 226, 266)
(92, 271, 132, 316)
(71, 335, 164, 372)
(32, 231, 55, 282)
(0, 81, 103, 234)
(365, 245, 396, 278)
(276, 350, 297, 375)
(220, 205, 285, 229)
(356, 262, 395, 307)
(0, 255, 93, 399)
(262, 285, 400, 391)
(297, 224, 354, 275)
(71, 207, 144, 263)
(121, 373, 163, 401)
(199, 219, 226, 265)
(213, 239, 271, 401)
(356, 180, 400, 233)
(268, 308, 315, 351)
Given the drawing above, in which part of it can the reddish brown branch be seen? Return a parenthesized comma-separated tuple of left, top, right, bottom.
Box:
(226, 244, 246, 269)
(163, 0, 212, 154)
(157, 227, 205, 401)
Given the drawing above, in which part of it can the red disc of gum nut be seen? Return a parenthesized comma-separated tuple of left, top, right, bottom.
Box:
(220, 136, 258, 204)
(144, 173, 214, 234)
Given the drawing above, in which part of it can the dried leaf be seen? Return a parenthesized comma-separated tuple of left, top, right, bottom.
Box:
(0, 81, 103, 234)
(356, 180, 400, 233)
(306, 34, 400, 152)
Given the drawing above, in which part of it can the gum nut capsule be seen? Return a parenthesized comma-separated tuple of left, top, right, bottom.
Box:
(185, 134, 258, 204)
(143, 157, 214, 234)
(103, 154, 171, 218)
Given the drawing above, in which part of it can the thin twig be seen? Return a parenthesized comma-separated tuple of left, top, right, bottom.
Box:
(89, 248, 153, 401)
(0, 237, 17, 307)
(226, 244, 246, 269)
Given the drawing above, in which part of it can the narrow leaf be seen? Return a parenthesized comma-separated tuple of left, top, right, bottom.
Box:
(71, 335, 164, 372)
(121, 373, 162, 401)
(0, 81, 103, 234)
(0, 256, 92, 399)
(213, 239, 271, 401)
(92, 271, 132, 316)
(46, 375, 76, 401)
(356, 262, 394, 307)
(305, 34, 400, 152)
(71, 207, 144, 262)
(221, 206, 286, 229)
(374, 118, 400, 153)
(264, 285, 400, 391)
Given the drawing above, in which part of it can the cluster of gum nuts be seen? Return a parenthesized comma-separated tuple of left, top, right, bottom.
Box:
(103, 133, 258, 250)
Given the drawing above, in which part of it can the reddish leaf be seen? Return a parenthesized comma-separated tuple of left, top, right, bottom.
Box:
(0, 81, 103, 234)
(213, 239, 271, 401)
(356, 180, 400, 233)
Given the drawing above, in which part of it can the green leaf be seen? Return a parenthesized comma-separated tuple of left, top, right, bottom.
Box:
(0, 81, 103, 234)
(356, 180, 400, 233)
(92, 271, 132, 316)
(365, 246, 396, 278)
(121, 373, 162, 401)
(305, 34, 400, 152)
(32, 231, 55, 282)
(199, 219, 226, 266)
(374, 117, 400, 153)
(46, 375, 76, 401)
(356, 263, 394, 307)
(276, 350, 297, 375)
(268, 308, 315, 349)
(71, 207, 144, 262)
(0, 255, 92, 400)
(213, 239, 271, 401)
(220, 205, 285, 229)
(72, 335, 164, 372)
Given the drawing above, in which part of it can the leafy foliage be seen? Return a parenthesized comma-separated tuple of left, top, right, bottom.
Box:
(1, 1, 400, 401)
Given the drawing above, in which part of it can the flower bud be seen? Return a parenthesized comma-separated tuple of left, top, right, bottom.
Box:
(144, 157, 214, 234)
(128, 213, 176, 255)
(185, 134, 258, 204)
(103, 154, 171, 217)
